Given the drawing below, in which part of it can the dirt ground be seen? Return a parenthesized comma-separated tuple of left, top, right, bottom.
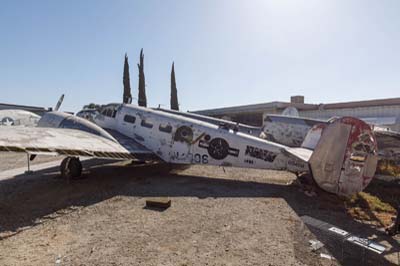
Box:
(0, 154, 399, 266)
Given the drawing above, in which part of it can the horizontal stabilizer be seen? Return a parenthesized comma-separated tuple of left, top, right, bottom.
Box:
(374, 128, 400, 152)
(284, 147, 313, 162)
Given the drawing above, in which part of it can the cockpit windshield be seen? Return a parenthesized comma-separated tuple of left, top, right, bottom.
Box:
(98, 104, 119, 118)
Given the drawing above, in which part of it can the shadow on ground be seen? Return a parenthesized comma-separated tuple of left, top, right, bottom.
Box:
(0, 162, 398, 265)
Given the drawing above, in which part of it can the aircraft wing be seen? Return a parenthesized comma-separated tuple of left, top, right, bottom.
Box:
(0, 126, 151, 160)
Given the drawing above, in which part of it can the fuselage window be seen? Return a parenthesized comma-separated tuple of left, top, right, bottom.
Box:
(159, 124, 172, 133)
(140, 119, 153, 128)
(124, 115, 136, 124)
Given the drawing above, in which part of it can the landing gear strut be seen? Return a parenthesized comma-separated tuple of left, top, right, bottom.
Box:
(60, 157, 82, 181)
(386, 205, 400, 236)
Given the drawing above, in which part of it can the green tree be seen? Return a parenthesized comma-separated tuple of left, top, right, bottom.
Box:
(170, 62, 179, 110)
(123, 53, 132, 104)
(137, 49, 147, 107)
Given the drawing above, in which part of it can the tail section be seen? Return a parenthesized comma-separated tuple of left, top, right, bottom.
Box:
(308, 117, 378, 197)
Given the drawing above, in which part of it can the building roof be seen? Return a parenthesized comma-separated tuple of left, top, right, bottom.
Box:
(193, 97, 400, 116)
(193, 101, 317, 116)
(321, 97, 400, 110)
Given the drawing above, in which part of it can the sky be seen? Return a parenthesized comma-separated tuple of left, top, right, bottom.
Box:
(0, 0, 399, 112)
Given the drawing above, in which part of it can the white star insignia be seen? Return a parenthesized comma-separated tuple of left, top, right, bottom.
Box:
(2, 117, 14, 126)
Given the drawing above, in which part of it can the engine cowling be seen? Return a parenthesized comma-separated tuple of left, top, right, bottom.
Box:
(37, 111, 116, 142)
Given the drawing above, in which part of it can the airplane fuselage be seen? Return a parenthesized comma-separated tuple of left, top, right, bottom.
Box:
(92, 104, 310, 173)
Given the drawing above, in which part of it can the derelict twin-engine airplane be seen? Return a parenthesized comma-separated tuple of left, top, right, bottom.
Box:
(0, 102, 379, 197)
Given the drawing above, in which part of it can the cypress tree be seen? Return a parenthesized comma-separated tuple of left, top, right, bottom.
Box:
(123, 53, 132, 104)
(170, 62, 179, 110)
(137, 49, 147, 107)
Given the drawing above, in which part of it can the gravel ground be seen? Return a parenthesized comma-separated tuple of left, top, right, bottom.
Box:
(0, 154, 398, 265)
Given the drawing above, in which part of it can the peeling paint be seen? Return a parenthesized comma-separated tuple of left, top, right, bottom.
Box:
(262, 115, 325, 147)
(309, 117, 378, 197)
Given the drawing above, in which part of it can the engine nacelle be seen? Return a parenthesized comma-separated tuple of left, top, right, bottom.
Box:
(37, 111, 116, 142)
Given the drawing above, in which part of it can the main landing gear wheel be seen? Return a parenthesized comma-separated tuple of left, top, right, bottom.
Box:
(60, 157, 82, 181)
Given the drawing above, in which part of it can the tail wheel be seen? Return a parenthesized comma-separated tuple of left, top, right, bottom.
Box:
(60, 157, 82, 181)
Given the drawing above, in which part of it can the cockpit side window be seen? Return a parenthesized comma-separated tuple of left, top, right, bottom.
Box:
(100, 107, 117, 118)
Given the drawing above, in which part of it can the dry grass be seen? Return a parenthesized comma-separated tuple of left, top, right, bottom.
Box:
(376, 159, 400, 177)
(347, 192, 396, 213)
(345, 192, 397, 226)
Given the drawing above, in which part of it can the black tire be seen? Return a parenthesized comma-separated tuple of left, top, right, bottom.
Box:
(60, 157, 82, 180)
(68, 157, 82, 179)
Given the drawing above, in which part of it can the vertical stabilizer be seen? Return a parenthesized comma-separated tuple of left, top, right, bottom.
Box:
(309, 117, 378, 197)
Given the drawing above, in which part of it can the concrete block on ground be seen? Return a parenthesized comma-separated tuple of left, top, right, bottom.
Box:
(145, 197, 171, 210)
